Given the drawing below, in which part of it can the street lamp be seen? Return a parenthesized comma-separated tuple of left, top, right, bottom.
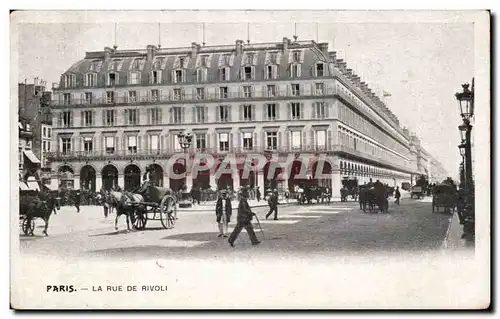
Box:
(177, 132, 193, 208)
(455, 80, 475, 243)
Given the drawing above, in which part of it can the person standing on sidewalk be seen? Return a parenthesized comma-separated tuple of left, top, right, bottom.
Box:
(394, 186, 401, 205)
(228, 187, 260, 247)
(266, 189, 279, 220)
(215, 190, 232, 238)
(256, 187, 261, 202)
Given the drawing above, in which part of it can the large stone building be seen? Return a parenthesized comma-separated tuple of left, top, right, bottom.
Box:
(47, 37, 441, 194)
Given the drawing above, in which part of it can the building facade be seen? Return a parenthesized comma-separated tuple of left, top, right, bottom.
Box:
(47, 37, 441, 194)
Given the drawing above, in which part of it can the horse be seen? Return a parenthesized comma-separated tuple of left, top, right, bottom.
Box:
(359, 184, 389, 213)
(20, 192, 60, 236)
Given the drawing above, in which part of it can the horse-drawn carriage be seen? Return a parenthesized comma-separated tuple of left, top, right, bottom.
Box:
(432, 183, 457, 214)
(295, 184, 331, 205)
(410, 186, 424, 199)
(358, 183, 390, 214)
(19, 181, 60, 236)
(114, 182, 178, 231)
(340, 178, 358, 202)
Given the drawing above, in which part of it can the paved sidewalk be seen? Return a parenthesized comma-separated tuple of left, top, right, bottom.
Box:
(442, 211, 472, 250)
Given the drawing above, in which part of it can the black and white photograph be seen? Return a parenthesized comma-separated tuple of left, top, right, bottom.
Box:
(10, 10, 490, 309)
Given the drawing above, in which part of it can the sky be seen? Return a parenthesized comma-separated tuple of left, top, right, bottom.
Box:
(14, 12, 475, 179)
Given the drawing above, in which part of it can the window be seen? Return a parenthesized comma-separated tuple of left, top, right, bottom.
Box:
(62, 111, 72, 127)
(131, 59, 140, 70)
(266, 65, 275, 80)
(292, 50, 301, 62)
(128, 91, 137, 102)
(89, 60, 101, 72)
(219, 87, 228, 99)
(48, 128, 51, 138)
(151, 70, 162, 84)
(196, 134, 206, 150)
(243, 105, 252, 121)
(63, 93, 71, 105)
(291, 64, 300, 78)
(246, 53, 254, 65)
(316, 130, 326, 150)
(243, 86, 252, 98)
(83, 137, 93, 153)
(266, 104, 277, 120)
(195, 106, 206, 123)
(150, 135, 159, 153)
(173, 88, 182, 100)
(315, 102, 326, 119)
(266, 132, 277, 150)
(106, 91, 115, 103)
(291, 84, 300, 96)
(85, 73, 96, 87)
(315, 83, 324, 95)
(267, 85, 276, 97)
(151, 108, 161, 125)
(243, 66, 253, 80)
(127, 136, 137, 154)
(61, 137, 72, 154)
(129, 72, 140, 85)
(219, 105, 229, 122)
(83, 110, 93, 127)
(172, 107, 182, 124)
(42, 141, 47, 152)
(242, 132, 253, 150)
(85, 92, 93, 104)
(196, 88, 205, 100)
(64, 74, 76, 88)
(219, 67, 229, 81)
(291, 102, 301, 120)
(196, 68, 207, 82)
(219, 133, 229, 151)
(127, 109, 138, 125)
(151, 89, 159, 101)
(105, 110, 115, 126)
(175, 70, 183, 83)
(201, 55, 209, 67)
(107, 72, 117, 86)
(316, 63, 324, 77)
(42, 127, 47, 138)
(291, 131, 301, 149)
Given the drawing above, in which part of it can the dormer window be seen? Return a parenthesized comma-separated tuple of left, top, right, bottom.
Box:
(150, 70, 162, 84)
(242, 66, 254, 81)
(292, 50, 301, 62)
(173, 70, 184, 83)
(290, 64, 301, 78)
(196, 68, 207, 82)
(84, 73, 97, 87)
(219, 67, 230, 81)
(109, 59, 122, 71)
(316, 63, 324, 77)
(128, 71, 141, 85)
(89, 60, 102, 72)
(245, 53, 254, 65)
(153, 58, 164, 69)
(131, 59, 140, 70)
(63, 74, 76, 88)
(265, 65, 278, 80)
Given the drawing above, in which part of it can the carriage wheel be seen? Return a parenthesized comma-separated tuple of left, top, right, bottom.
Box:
(22, 217, 35, 236)
(160, 195, 176, 229)
(132, 209, 147, 230)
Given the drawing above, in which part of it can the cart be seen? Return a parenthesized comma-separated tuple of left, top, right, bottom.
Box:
(432, 184, 457, 214)
(410, 186, 423, 199)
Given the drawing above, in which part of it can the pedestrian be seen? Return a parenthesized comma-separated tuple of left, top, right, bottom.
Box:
(228, 186, 261, 247)
(215, 190, 232, 238)
(266, 189, 279, 220)
(284, 188, 290, 203)
(74, 189, 81, 213)
(256, 186, 261, 202)
(394, 186, 401, 205)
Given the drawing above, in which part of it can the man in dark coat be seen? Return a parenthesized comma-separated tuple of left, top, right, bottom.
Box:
(256, 186, 261, 202)
(394, 186, 401, 205)
(265, 189, 279, 220)
(228, 187, 260, 247)
(215, 190, 232, 238)
(73, 189, 81, 213)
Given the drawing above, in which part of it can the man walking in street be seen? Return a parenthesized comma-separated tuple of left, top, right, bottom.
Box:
(215, 190, 232, 238)
(228, 186, 261, 247)
(394, 186, 401, 205)
(74, 189, 81, 213)
(256, 186, 261, 202)
(265, 189, 279, 220)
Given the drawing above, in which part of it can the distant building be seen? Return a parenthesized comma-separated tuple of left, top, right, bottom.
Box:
(47, 38, 445, 194)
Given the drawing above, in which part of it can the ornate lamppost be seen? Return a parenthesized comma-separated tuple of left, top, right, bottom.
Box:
(177, 132, 193, 208)
(455, 80, 475, 242)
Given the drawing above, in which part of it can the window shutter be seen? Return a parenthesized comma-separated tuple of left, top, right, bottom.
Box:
(287, 131, 292, 151)
(229, 54, 235, 66)
(251, 105, 256, 121)
(251, 86, 255, 98)
(299, 50, 305, 63)
(287, 85, 291, 96)
(101, 110, 106, 126)
(273, 65, 278, 79)
(204, 106, 208, 123)
(251, 67, 255, 80)
(325, 102, 330, 118)
(238, 86, 243, 98)
(227, 105, 232, 122)
(113, 110, 117, 126)
(136, 134, 141, 151)
(144, 135, 149, 152)
(239, 67, 244, 80)
(215, 87, 220, 99)
(275, 103, 280, 120)
(261, 131, 266, 150)
(171, 71, 176, 84)
(147, 109, 151, 125)
(122, 135, 127, 152)
(239, 105, 243, 121)
(300, 103, 305, 120)
(287, 103, 291, 120)
(124, 109, 128, 125)
(58, 137, 62, 152)
(92, 111, 96, 126)
(297, 65, 302, 78)
(80, 111, 84, 126)
(311, 103, 316, 119)
(114, 136, 119, 152)
(310, 130, 315, 149)
(263, 104, 267, 121)
(181, 107, 186, 124)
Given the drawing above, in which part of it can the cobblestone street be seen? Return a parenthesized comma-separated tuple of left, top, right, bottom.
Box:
(20, 196, 454, 260)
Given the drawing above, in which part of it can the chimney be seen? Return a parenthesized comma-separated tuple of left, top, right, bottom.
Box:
(146, 45, 157, 62)
(235, 40, 244, 56)
(345, 68, 353, 78)
(329, 52, 337, 63)
(336, 59, 346, 71)
(191, 42, 200, 59)
(318, 43, 329, 55)
(104, 46, 114, 61)
(282, 37, 289, 52)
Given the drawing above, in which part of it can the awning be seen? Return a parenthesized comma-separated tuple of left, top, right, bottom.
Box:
(19, 182, 30, 191)
(43, 184, 58, 191)
(27, 181, 40, 191)
(23, 150, 40, 164)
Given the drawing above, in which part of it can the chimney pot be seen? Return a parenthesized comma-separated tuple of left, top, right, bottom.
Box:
(191, 42, 199, 59)
(146, 45, 157, 62)
(282, 37, 289, 52)
(235, 40, 244, 56)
